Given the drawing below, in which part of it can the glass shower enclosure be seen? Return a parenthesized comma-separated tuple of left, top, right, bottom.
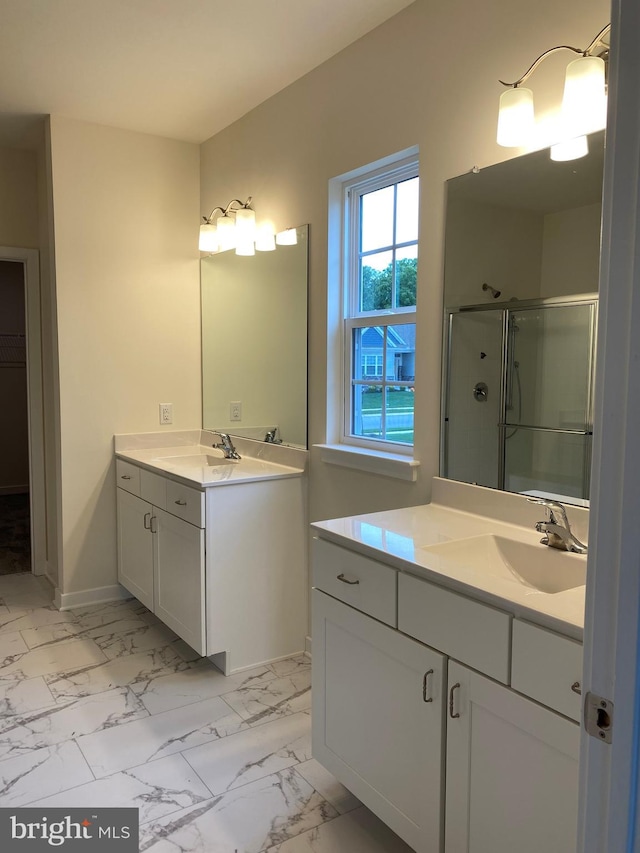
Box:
(441, 294, 597, 502)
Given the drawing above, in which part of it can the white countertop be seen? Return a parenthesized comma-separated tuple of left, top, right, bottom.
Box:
(115, 430, 306, 488)
(312, 482, 587, 640)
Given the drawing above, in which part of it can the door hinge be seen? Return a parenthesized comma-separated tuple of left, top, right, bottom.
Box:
(584, 692, 614, 744)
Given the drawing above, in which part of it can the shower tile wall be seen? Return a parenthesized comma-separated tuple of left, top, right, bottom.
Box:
(446, 311, 502, 488)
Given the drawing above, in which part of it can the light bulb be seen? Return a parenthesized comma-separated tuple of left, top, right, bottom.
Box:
(497, 87, 535, 147)
(276, 227, 298, 246)
(216, 214, 236, 252)
(255, 222, 276, 251)
(561, 55, 607, 137)
(235, 241, 255, 256)
(235, 206, 256, 242)
(199, 222, 218, 252)
(550, 135, 589, 161)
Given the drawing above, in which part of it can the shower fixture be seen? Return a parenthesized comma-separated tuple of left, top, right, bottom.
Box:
(482, 283, 502, 299)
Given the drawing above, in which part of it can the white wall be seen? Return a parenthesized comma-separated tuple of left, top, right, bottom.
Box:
(199, 0, 609, 524)
(48, 116, 200, 595)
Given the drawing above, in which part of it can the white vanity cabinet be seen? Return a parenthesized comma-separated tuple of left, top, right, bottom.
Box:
(312, 590, 446, 853)
(116, 451, 307, 672)
(311, 535, 582, 853)
(116, 460, 206, 654)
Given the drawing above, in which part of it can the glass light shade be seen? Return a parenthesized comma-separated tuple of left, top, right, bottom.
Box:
(561, 55, 607, 137)
(199, 222, 218, 252)
(235, 206, 256, 242)
(216, 214, 236, 252)
(497, 86, 535, 147)
(235, 240, 255, 256)
(550, 135, 589, 161)
(255, 222, 276, 251)
(276, 227, 298, 246)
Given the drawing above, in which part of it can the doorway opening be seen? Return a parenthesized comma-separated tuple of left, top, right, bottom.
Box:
(0, 260, 31, 574)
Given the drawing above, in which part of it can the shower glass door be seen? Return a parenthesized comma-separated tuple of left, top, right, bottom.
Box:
(503, 302, 595, 500)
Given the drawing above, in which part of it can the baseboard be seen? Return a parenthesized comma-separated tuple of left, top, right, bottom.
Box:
(0, 484, 29, 496)
(54, 583, 131, 611)
(305, 634, 312, 656)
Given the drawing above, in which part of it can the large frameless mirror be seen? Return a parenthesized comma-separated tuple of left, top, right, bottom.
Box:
(441, 131, 604, 505)
(201, 225, 308, 448)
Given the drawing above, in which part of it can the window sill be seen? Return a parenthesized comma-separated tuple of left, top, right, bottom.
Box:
(314, 443, 420, 482)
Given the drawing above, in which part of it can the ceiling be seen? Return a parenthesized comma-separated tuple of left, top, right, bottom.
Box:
(0, 0, 415, 149)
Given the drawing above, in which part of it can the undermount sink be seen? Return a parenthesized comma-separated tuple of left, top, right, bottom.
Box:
(154, 453, 236, 467)
(420, 534, 586, 594)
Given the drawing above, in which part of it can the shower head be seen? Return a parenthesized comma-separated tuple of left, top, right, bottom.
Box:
(482, 283, 501, 299)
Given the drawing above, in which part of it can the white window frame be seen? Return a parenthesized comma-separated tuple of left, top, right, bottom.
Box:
(341, 156, 418, 454)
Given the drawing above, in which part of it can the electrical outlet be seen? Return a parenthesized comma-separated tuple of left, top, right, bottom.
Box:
(159, 403, 173, 425)
(230, 401, 242, 422)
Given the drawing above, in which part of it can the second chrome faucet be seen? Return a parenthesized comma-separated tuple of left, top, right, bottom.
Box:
(210, 431, 241, 460)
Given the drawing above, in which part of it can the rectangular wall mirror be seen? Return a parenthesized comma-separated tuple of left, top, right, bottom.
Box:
(441, 131, 604, 505)
(201, 224, 308, 448)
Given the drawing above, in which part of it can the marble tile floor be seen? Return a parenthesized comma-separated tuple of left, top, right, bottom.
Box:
(0, 572, 412, 852)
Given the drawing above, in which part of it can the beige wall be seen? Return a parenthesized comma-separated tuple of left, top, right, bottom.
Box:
(0, 147, 39, 249)
(49, 116, 200, 594)
(200, 0, 609, 524)
(540, 203, 602, 296)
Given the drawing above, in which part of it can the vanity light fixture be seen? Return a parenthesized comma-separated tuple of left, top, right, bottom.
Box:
(199, 197, 257, 255)
(497, 23, 610, 159)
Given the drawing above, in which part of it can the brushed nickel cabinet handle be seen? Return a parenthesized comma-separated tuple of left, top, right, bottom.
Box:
(120, 474, 132, 480)
(150, 515, 157, 533)
(143, 512, 151, 530)
(449, 682, 461, 719)
(571, 681, 582, 695)
(337, 573, 360, 585)
(423, 669, 434, 703)
(175, 499, 187, 506)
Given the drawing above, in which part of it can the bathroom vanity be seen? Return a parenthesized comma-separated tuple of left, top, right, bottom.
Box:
(311, 478, 587, 853)
(115, 430, 307, 673)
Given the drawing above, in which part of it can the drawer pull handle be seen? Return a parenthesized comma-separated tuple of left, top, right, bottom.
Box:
(423, 669, 434, 703)
(449, 682, 461, 719)
(150, 515, 157, 534)
(571, 681, 582, 695)
(175, 500, 187, 506)
(337, 573, 360, 585)
(143, 512, 151, 530)
(120, 474, 132, 480)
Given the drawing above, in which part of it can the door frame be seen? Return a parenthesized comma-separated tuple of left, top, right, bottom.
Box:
(0, 247, 46, 576)
(579, 0, 640, 848)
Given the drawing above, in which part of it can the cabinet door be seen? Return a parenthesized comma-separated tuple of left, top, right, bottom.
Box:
(445, 661, 580, 853)
(312, 589, 445, 853)
(117, 488, 154, 610)
(153, 507, 206, 656)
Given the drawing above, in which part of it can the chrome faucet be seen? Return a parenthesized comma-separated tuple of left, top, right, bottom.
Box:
(210, 431, 241, 460)
(527, 498, 587, 554)
(264, 427, 282, 444)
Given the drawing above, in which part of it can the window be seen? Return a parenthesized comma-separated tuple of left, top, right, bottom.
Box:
(343, 160, 418, 450)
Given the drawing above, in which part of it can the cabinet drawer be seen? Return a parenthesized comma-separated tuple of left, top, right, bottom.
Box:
(312, 538, 397, 627)
(165, 480, 205, 528)
(140, 469, 167, 509)
(398, 573, 511, 683)
(116, 459, 141, 496)
(511, 620, 583, 721)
